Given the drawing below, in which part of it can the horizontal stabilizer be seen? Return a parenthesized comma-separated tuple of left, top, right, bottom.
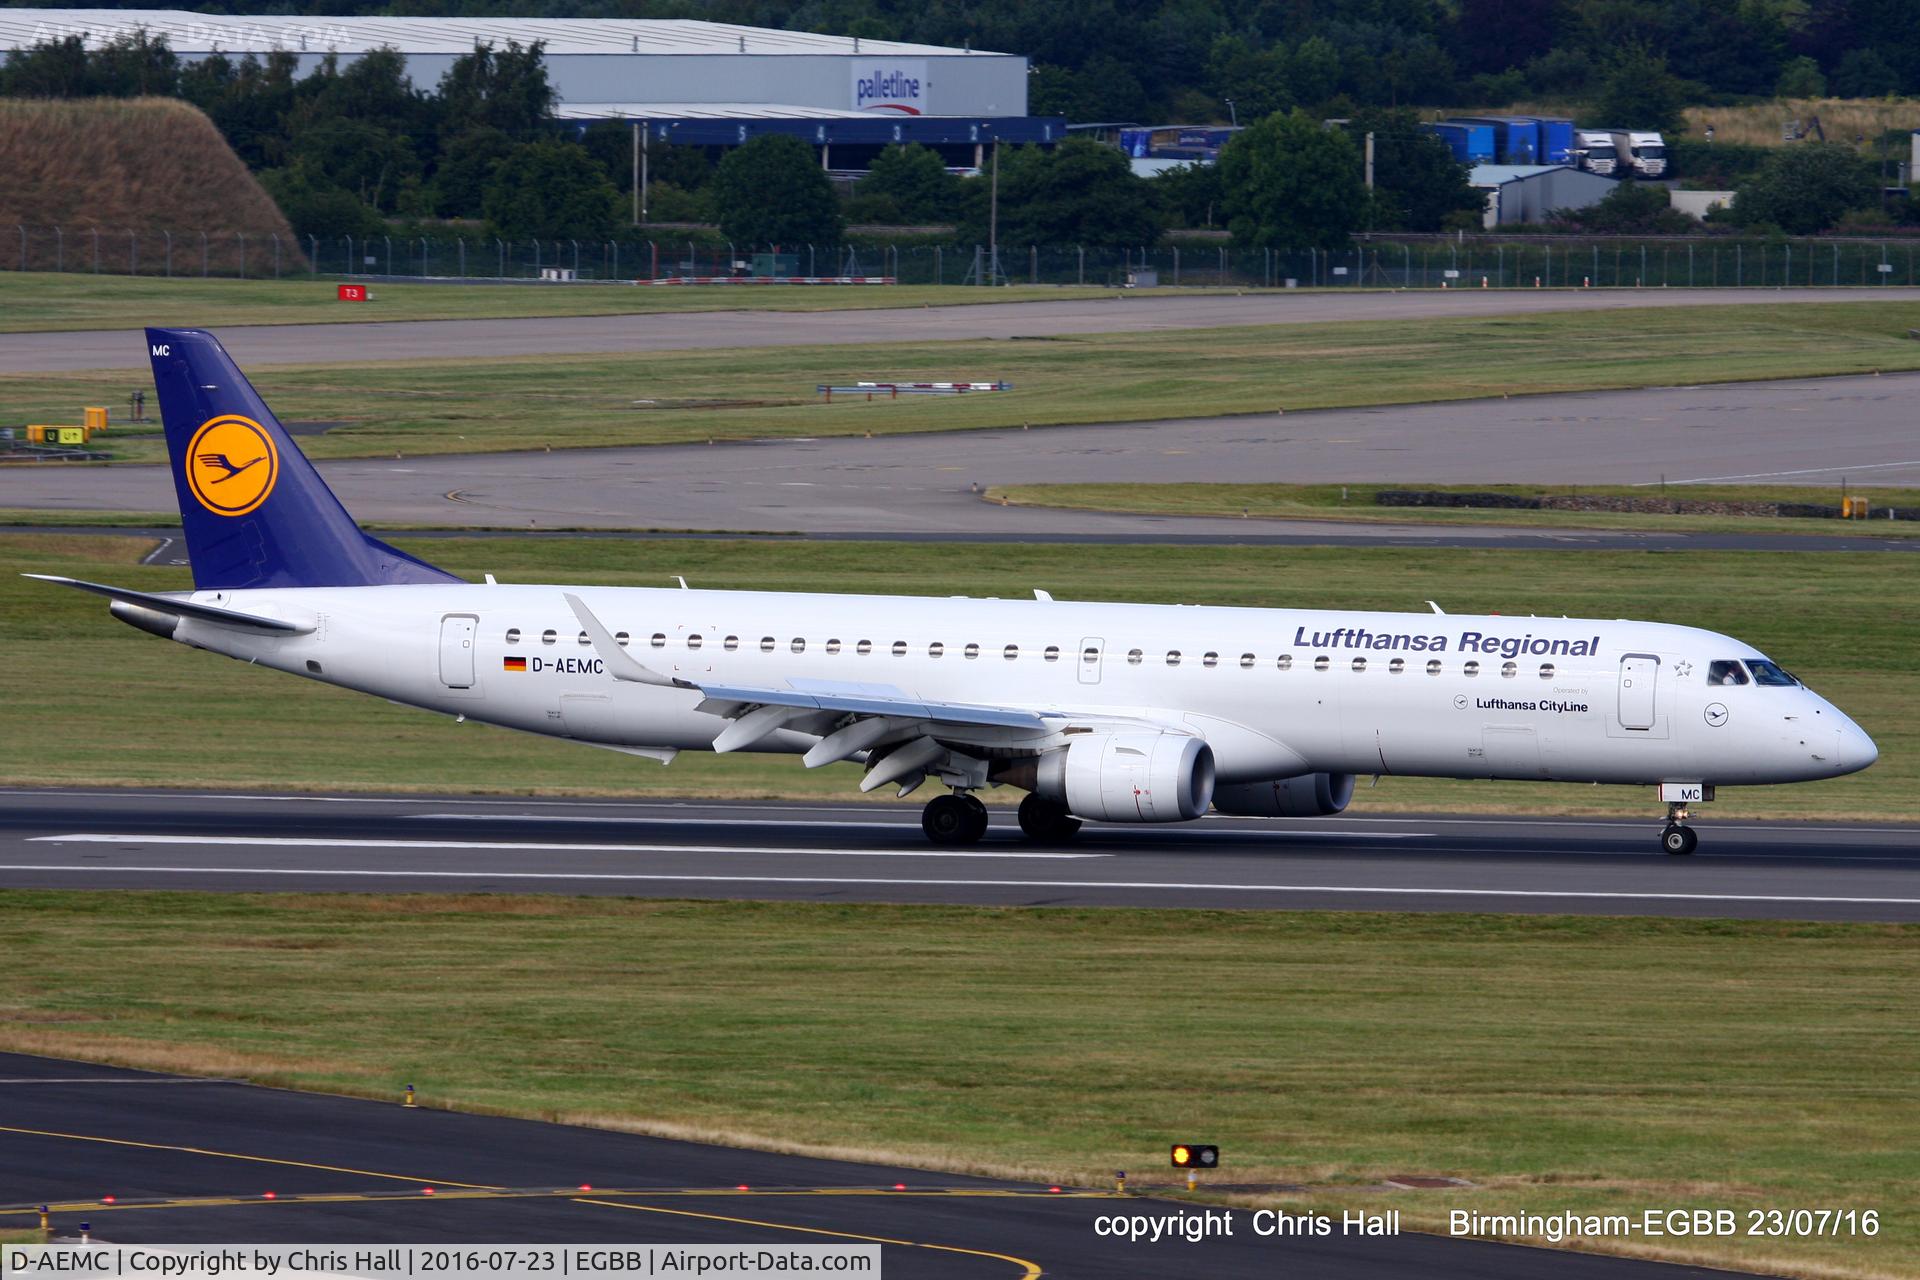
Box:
(26, 575, 313, 633)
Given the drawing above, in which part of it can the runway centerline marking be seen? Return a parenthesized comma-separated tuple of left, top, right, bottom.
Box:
(31, 835, 1105, 860)
(574, 1196, 1042, 1280)
(3, 863, 1916, 906)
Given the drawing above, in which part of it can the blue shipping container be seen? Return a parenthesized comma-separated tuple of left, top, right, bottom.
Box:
(1428, 121, 1495, 164)
(1536, 117, 1575, 165)
(1449, 116, 1539, 164)
(1119, 128, 1151, 158)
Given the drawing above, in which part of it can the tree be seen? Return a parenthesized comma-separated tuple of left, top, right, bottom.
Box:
(961, 137, 1160, 246)
(849, 144, 960, 224)
(1774, 55, 1826, 98)
(1151, 160, 1225, 228)
(1831, 49, 1899, 98)
(1218, 109, 1364, 248)
(1206, 34, 1291, 121)
(1556, 179, 1696, 234)
(0, 35, 94, 96)
(258, 164, 384, 240)
(1286, 37, 1342, 105)
(1348, 106, 1479, 232)
(432, 127, 514, 219)
(1734, 145, 1878, 235)
(1591, 48, 1685, 133)
(709, 134, 842, 246)
(482, 139, 622, 240)
(289, 118, 419, 213)
(437, 41, 554, 142)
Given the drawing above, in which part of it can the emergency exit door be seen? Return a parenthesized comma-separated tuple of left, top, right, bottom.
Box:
(439, 614, 476, 688)
(1617, 654, 1658, 730)
(1077, 636, 1105, 685)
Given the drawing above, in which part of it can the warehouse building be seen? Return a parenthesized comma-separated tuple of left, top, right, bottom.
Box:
(0, 10, 1062, 167)
(1470, 163, 1617, 227)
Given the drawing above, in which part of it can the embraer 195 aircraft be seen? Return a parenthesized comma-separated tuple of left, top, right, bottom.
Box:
(37, 329, 1877, 854)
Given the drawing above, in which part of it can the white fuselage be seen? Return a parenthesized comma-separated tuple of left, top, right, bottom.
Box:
(170, 583, 1875, 793)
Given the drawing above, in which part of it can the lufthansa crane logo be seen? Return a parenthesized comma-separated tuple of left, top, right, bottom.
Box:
(185, 415, 278, 516)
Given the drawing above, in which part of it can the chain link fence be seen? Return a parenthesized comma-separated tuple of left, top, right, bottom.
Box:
(9, 226, 1920, 289)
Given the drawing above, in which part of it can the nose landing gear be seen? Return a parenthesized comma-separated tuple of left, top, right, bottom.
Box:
(922, 791, 989, 845)
(1661, 801, 1698, 856)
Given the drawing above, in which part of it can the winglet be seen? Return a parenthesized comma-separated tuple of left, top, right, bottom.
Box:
(563, 593, 685, 688)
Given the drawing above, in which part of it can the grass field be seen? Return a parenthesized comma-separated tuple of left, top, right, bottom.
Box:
(2, 531, 1910, 820)
(7, 302, 1920, 466)
(1680, 97, 1920, 149)
(989, 482, 1920, 538)
(0, 272, 1178, 334)
(0, 893, 1912, 1279)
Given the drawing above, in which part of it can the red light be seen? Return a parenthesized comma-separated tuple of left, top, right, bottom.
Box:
(102, 1196, 116, 1205)
(735, 1184, 749, 1192)
(578, 1184, 592, 1192)
(263, 1192, 276, 1200)
(1048, 1186, 1062, 1193)
(892, 1184, 906, 1191)
(421, 1187, 435, 1196)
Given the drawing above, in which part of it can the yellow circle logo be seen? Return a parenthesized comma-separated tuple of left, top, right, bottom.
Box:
(185, 415, 278, 517)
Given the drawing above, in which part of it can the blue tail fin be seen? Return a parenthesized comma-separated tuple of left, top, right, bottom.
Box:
(146, 327, 461, 590)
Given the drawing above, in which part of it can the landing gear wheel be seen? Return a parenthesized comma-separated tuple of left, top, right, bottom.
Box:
(1017, 793, 1082, 842)
(1661, 824, 1698, 856)
(923, 793, 984, 845)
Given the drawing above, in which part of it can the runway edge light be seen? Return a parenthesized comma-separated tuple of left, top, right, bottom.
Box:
(1169, 1144, 1218, 1169)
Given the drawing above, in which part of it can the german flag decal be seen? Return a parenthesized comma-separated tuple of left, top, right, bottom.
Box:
(503, 655, 527, 672)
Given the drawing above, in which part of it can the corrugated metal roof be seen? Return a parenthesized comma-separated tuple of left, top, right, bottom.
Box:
(1469, 164, 1575, 184)
(0, 10, 1001, 58)
(554, 102, 877, 121)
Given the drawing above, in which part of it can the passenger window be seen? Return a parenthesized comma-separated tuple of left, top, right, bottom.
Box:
(1004, 644, 1019, 660)
(615, 631, 630, 647)
(1044, 646, 1060, 662)
(1501, 661, 1516, 678)
(1464, 660, 1480, 677)
(1351, 657, 1366, 672)
(541, 629, 557, 646)
(1708, 659, 1750, 687)
(930, 642, 945, 658)
(1203, 652, 1219, 668)
(1082, 645, 1100, 664)
(505, 628, 521, 644)
(825, 639, 841, 654)
(1539, 663, 1554, 679)
(1166, 651, 1182, 667)
(791, 638, 806, 653)
(892, 641, 908, 656)
(1426, 659, 1442, 675)
(652, 633, 667, 648)
(1277, 655, 1293, 671)
(964, 643, 979, 659)
(723, 635, 738, 651)
(857, 640, 872, 655)
(688, 634, 703, 650)
(1127, 649, 1144, 666)
(1389, 658, 1404, 674)
(760, 636, 775, 653)
(1240, 653, 1255, 668)
(1313, 655, 1330, 671)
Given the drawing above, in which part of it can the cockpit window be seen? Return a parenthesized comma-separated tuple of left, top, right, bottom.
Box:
(1747, 659, 1799, 687)
(1707, 660, 1749, 687)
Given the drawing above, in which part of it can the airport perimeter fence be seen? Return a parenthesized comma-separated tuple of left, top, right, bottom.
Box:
(9, 225, 1920, 290)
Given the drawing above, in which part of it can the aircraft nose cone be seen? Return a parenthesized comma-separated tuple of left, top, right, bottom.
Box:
(1834, 721, 1878, 775)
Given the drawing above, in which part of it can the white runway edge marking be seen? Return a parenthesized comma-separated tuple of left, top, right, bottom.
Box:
(10, 860, 1919, 907)
(401, 814, 1427, 839)
(29, 834, 1104, 861)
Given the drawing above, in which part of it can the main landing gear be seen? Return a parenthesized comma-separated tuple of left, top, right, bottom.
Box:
(922, 792, 988, 845)
(920, 792, 1085, 845)
(1661, 801, 1699, 856)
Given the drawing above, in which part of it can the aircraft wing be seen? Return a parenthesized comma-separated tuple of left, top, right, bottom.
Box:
(27, 575, 315, 634)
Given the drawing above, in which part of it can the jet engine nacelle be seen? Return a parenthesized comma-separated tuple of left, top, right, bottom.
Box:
(1212, 772, 1356, 817)
(1026, 732, 1216, 823)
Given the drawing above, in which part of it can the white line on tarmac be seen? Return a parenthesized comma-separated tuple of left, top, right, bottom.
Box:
(399, 814, 1429, 839)
(2, 862, 1915, 907)
(28, 834, 1104, 860)
(1642, 459, 1920, 485)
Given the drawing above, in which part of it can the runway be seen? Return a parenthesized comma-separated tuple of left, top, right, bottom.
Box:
(7, 286, 1918, 372)
(6, 374, 1920, 544)
(0, 1052, 1750, 1279)
(3, 789, 1917, 921)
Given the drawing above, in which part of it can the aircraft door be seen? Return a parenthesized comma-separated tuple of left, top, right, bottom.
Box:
(1077, 636, 1105, 685)
(1617, 654, 1658, 730)
(439, 614, 477, 688)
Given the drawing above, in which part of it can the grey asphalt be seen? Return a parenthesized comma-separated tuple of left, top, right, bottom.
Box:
(0, 1052, 1757, 1279)
(8, 286, 1920, 372)
(6, 373, 1920, 544)
(3, 789, 1916, 921)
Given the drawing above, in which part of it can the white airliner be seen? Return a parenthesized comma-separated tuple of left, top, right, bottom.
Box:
(37, 329, 1876, 854)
